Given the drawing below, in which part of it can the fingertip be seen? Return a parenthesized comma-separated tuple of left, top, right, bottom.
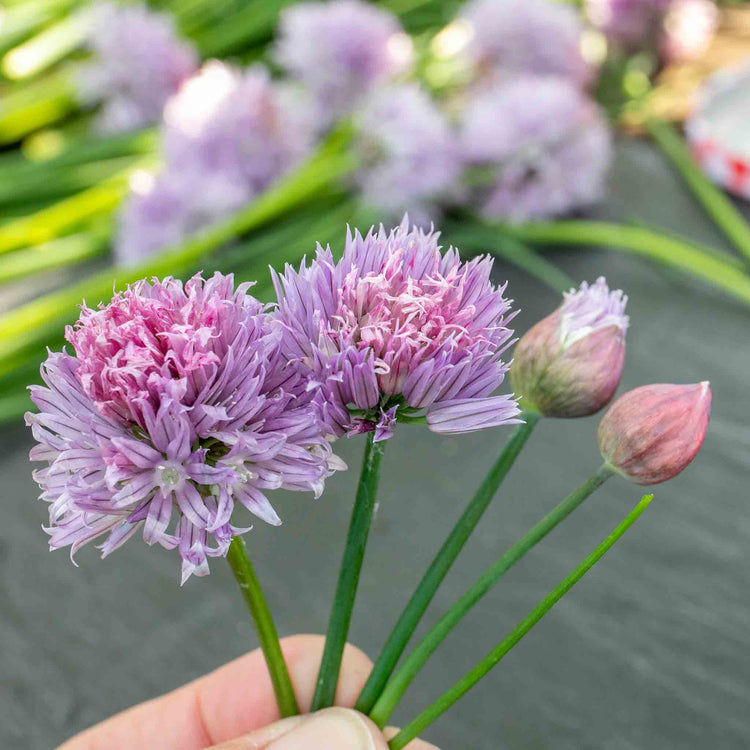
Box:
(219, 708, 390, 750)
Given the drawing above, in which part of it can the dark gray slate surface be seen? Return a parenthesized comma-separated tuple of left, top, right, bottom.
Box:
(1, 139, 749, 749)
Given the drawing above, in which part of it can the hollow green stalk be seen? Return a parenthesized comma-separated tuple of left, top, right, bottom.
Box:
(648, 119, 750, 268)
(388, 493, 654, 750)
(370, 464, 614, 727)
(355, 412, 541, 714)
(312, 433, 387, 711)
(226, 537, 299, 718)
(504, 220, 750, 306)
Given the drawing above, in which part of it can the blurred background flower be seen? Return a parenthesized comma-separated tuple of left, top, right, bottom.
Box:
(458, 76, 612, 222)
(77, 2, 198, 133)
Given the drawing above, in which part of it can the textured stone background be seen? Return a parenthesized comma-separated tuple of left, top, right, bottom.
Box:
(1, 140, 749, 749)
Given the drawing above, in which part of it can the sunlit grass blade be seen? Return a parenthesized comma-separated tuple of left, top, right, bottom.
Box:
(0, 228, 109, 285)
(0, 68, 78, 144)
(3, 9, 92, 80)
(0, 156, 153, 255)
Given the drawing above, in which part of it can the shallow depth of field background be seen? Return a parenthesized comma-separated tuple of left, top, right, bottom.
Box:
(0, 2, 749, 749)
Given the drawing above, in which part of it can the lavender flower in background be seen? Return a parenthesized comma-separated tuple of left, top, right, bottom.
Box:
(353, 84, 462, 226)
(115, 168, 250, 264)
(115, 62, 315, 265)
(511, 278, 629, 418)
(459, 76, 612, 222)
(448, 0, 591, 90)
(272, 218, 521, 441)
(162, 62, 314, 193)
(274, 0, 414, 127)
(77, 2, 198, 134)
(586, 0, 671, 51)
(26, 273, 342, 583)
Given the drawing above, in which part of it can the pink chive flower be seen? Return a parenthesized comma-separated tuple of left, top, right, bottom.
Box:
(77, 2, 198, 134)
(511, 278, 628, 418)
(598, 382, 711, 485)
(25, 273, 343, 584)
(273, 0, 414, 127)
(271, 217, 521, 441)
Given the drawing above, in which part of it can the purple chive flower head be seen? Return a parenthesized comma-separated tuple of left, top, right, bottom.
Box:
(77, 2, 198, 134)
(598, 382, 711, 484)
(274, 0, 414, 126)
(459, 76, 612, 222)
(511, 278, 628, 418)
(353, 84, 462, 226)
(586, 0, 671, 51)
(454, 0, 592, 89)
(115, 62, 314, 265)
(26, 273, 342, 583)
(272, 218, 522, 441)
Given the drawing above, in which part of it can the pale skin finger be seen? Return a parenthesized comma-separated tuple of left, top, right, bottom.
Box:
(60, 635, 374, 750)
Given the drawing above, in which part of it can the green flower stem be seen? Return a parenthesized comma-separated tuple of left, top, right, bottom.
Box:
(0, 130, 355, 364)
(0, 227, 109, 285)
(388, 493, 654, 750)
(355, 412, 541, 715)
(226, 537, 299, 718)
(648, 119, 750, 268)
(369, 464, 614, 727)
(504, 220, 750, 306)
(312, 432, 387, 711)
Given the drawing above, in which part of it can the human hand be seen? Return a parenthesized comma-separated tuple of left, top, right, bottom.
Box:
(60, 634, 438, 749)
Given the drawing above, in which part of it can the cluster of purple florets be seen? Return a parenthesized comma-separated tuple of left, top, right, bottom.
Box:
(92, 0, 617, 264)
(27, 220, 524, 580)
